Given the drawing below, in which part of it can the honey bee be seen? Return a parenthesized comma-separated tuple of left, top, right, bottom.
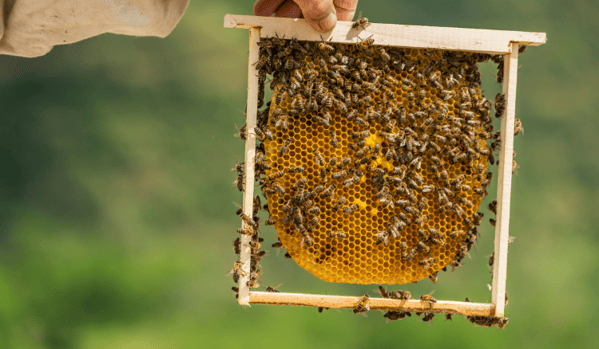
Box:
(321, 183, 336, 199)
(421, 312, 435, 325)
(266, 284, 282, 292)
(301, 203, 317, 214)
(417, 228, 428, 240)
(399, 241, 408, 259)
(334, 98, 348, 114)
(275, 114, 289, 130)
(449, 260, 464, 272)
(233, 237, 241, 254)
(318, 35, 335, 54)
(289, 75, 301, 91)
(315, 111, 331, 126)
(240, 213, 258, 229)
(354, 117, 370, 128)
(328, 231, 348, 239)
(251, 250, 266, 261)
(385, 147, 398, 161)
(419, 257, 437, 270)
(343, 203, 359, 214)
(328, 129, 339, 148)
(440, 89, 455, 101)
(419, 290, 437, 307)
(445, 313, 453, 321)
(272, 241, 283, 248)
(344, 109, 360, 120)
(312, 148, 325, 166)
(489, 218, 496, 227)
(487, 252, 495, 266)
(254, 55, 268, 71)
(301, 232, 315, 247)
(351, 12, 370, 30)
(353, 294, 370, 314)
(417, 241, 431, 254)
(337, 157, 351, 169)
(343, 176, 360, 187)
(291, 94, 305, 112)
(283, 56, 294, 70)
(376, 46, 391, 62)
(406, 248, 417, 261)
(488, 200, 497, 214)
(330, 196, 348, 211)
(430, 238, 445, 247)
(293, 207, 306, 224)
(495, 93, 506, 118)
(287, 166, 306, 174)
(333, 64, 350, 76)
(235, 124, 248, 141)
(253, 126, 267, 142)
(377, 286, 389, 298)
(383, 118, 397, 133)
(514, 118, 523, 135)
(354, 145, 371, 158)
(266, 171, 285, 182)
(271, 181, 286, 195)
(374, 229, 389, 246)
(307, 96, 319, 113)
(394, 290, 411, 300)
(229, 261, 244, 283)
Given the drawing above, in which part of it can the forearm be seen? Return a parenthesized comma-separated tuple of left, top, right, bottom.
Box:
(0, 0, 189, 58)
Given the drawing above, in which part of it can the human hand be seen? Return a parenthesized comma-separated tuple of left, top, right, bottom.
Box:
(253, 0, 359, 32)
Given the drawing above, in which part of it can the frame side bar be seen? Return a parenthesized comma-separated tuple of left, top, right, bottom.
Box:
(491, 43, 519, 317)
(224, 14, 546, 54)
(249, 292, 494, 316)
(238, 27, 261, 306)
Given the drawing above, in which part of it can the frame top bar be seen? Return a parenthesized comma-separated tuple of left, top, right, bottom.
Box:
(224, 14, 546, 54)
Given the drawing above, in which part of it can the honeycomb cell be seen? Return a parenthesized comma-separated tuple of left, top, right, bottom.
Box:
(258, 40, 492, 285)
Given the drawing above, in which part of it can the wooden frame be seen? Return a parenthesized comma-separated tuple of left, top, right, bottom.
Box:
(225, 14, 546, 317)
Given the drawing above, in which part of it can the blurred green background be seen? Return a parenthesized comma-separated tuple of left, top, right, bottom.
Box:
(0, 0, 597, 348)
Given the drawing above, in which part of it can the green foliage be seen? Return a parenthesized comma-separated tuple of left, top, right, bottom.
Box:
(0, 0, 597, 348)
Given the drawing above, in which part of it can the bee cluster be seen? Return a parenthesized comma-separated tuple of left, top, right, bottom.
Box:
(466, 314, 509, 328)
(373, 286, 509, 327)
(230, 194, 267, 296)
(231, 29, 524, 311)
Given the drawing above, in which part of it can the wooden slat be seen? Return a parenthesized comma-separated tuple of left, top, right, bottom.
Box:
(238, 27, 261, 306)
(249, 292, 495, 316)
(491, 43, 519, 317)
(224, 14, 546, 54)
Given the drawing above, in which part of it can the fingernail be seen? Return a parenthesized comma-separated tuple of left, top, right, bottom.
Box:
(317, 9, 336, 32)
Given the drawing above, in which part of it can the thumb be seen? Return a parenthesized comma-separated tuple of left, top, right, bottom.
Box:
(294, 0, 337, 32)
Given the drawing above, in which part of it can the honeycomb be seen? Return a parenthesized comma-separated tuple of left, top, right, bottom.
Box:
(254, 37, 495, 285)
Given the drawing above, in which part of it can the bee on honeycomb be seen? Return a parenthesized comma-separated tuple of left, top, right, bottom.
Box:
(242, 34, 510, 286)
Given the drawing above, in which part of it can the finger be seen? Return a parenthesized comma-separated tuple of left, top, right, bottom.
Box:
(275, 0, 303, 18)
(254, 0, 287, 16)
(293, 0, 337, 32)
(334, 0, 359, 21)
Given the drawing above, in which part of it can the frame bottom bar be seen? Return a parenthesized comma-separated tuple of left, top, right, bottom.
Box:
(249, 292, 494, 316)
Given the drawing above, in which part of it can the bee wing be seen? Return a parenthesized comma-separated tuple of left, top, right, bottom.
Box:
(356, 10, 362, 21)
(428, 289, 436, 296)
